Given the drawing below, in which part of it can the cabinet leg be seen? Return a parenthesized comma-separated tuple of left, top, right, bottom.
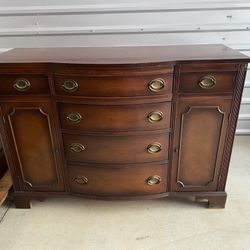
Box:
(195, 194, 227, 208)
(14, 196, 31, 209)
(208, 195, 227, 209)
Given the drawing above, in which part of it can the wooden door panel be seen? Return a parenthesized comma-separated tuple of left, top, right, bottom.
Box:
(171, 97, 231, 191)
(1, 101, 64, 191)
(177, 106, 223, 188)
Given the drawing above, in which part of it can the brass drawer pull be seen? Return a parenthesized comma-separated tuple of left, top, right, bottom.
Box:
(61, 79, 78, 92)
(148, 78, 165, 92)
(198, 75, 216, 89)
(147, 111, 163, 123)
(70, 143, 85, 153)
(74, 176, 88, 185)
(13, 78, 31, 92)
(67, 112, 82, 123)
(147, 175, 161, 185)
(147, 142, 162, 154)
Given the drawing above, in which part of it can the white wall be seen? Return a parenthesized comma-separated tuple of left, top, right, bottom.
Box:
(0, 0, 250, 133)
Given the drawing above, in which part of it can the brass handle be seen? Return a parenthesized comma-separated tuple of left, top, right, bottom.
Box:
(61, 79, 78, 92)
(147, 175, 161, 185)
(74, 176, 88, 185)
(148, 78, 165, 92)
(70, 143, 85, 153)
(67, 112, 82, 123)
(147, 142, 162, 154)
(147, 111, 163, 123)
(13, 78, 31, 92)
(198, 75, 216, 89)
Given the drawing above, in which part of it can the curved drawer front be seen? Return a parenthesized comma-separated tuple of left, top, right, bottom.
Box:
(59, 102, 171, 132)
(63, 133, 169, 164)
(54, 74, 172, 97)
(68, 164, 167, 195)
(0, 75, 50, 95)
(179, 71, 236, 94)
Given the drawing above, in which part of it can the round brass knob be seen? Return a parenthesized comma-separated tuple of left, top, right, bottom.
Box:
(61, 79, 78, 92)
(13, 78, 31, 92)
(198, 75, 216, 89)
(148, 78, 165, 92)
(67, 112, 82, 123)
(74, 176, 88, 185)
(146, 175, 161, 185)
(70, 143, 85, 153)
(147, 142, 162, 154)
(147, 111, 163, 123)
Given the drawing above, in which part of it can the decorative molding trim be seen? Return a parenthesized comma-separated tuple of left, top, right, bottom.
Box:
(218, 63, 248, 190)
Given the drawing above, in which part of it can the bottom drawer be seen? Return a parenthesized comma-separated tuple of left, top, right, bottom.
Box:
(68, 164, 167, 196)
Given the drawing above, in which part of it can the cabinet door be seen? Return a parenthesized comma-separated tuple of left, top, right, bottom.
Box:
(0, 101, 65, 191)
(171, 97, 231, 191)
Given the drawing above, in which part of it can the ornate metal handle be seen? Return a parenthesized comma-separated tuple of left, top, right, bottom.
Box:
(147, 111, 163, 123)
(147, 142, 162, 154)
(74, 176, 88, 185)
(148, 78, 165, 92)
(70, 143, 85, 153)
(146, 175, 161, 185)
(61, 79, 78, 92)
(67, 112, 82, 123)
(198, 75, 216, 89)
(13, 78, 31, 92)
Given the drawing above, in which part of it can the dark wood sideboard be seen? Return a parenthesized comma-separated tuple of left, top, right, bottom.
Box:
(0, 45, 248, 208)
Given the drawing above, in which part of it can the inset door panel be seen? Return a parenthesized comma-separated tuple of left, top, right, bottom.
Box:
(1, 101, 65, 191)
(171, 97, 231, 191)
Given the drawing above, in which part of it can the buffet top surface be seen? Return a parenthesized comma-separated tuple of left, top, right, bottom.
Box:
(0, 44, 249, 64)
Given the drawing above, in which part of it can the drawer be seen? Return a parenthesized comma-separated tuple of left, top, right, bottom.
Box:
(63, 133, 169, 164)
(0, 75, 50, 95)
(59, 102, 171, 132)
(179, 71, 237, 94)
(68, 164, 167, 195)
(54, 74, 172, 97)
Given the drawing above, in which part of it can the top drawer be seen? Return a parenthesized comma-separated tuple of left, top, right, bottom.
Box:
(0, 75, 50, 95)
(179, 71, 236, 94)
(178, 63, 239, 94)
(54, 74, 173, 97)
